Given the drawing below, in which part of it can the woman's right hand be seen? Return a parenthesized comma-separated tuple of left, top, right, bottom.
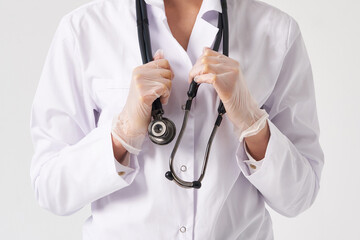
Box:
(111, 49, 174, 155)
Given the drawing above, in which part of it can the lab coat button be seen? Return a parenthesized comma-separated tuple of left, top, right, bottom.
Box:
(180, 226, 186, 233)
(118, 171, 126, 176)
(249, 164, 256, 170)
(180, 165, 187, 172)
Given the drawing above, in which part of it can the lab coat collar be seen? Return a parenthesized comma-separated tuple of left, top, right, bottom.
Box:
(199, 0, 223, 15)
(143, 0, 222, 16)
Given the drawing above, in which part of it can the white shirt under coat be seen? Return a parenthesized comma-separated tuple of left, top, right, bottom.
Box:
(30, 0, 324, 239)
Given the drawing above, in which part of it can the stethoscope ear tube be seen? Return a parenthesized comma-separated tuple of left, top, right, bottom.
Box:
(137, 0, 152, 63)
(136, 0, 147, 64)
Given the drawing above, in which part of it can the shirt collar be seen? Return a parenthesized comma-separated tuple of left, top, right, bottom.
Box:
(143, 0, 222, 15)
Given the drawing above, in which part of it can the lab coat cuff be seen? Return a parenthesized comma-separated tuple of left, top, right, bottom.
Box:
(242, 141, 264, 174)
(102, 120, 140, 186)
(114, 152, 140, 181)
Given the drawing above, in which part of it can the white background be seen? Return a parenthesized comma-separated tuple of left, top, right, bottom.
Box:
(0, 0, 359, 239)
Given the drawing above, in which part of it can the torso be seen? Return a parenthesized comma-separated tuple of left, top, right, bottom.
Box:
(164, 0, 203, 51)
(64, 0, 293, 238)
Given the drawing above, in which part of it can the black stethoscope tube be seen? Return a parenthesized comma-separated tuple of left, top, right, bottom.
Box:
(136, 0, 165, 116)
(136, 0, 147, 64)
(136, 0, 229, 189)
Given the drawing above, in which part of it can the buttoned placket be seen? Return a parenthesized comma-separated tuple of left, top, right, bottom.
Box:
(144, 3, 194, 239)
(144, 1, 221, 239)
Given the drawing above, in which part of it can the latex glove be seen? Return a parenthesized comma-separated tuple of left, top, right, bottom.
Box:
(111, 49, 174, 154)
(189, 47, 269, 142)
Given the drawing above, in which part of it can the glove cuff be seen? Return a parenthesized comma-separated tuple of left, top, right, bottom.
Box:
(238, 110, 269, 143)
(111, 115, 146, 155)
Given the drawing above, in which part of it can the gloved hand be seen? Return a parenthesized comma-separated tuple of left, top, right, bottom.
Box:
(189, 47, 269, 142)
(111, 49, 174, 154)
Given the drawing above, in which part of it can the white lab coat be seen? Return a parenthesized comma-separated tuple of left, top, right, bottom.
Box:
(30, 0, 324, 239)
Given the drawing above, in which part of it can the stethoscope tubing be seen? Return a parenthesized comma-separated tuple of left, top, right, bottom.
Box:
(136, 0, 167, 122)
(136, 0, 229, 189)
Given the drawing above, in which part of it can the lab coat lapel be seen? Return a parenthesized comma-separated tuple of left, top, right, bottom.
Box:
(186, 17, 220, 66)
(145, 0, 222, 65)
(186, 0, 222, 65)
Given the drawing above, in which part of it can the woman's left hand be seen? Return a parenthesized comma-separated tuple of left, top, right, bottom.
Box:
(188, 47, 269, 141)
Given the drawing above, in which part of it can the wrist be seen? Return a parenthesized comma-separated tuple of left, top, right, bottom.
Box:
(111, 129, 145, 155)
(244, 120, 270, 161)
(111, 133, 128, 163)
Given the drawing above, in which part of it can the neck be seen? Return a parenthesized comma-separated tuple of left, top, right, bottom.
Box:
(164, 0, 203, 9)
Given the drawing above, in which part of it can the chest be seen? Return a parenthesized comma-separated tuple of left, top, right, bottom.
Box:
(76, 3, 284, 118)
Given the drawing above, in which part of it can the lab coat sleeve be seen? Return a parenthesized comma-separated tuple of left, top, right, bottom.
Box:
(29, 16, 140, 216)
(236, 18, 324, 217)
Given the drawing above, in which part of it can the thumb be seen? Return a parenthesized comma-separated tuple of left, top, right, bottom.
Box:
(153, 48, 164, 60)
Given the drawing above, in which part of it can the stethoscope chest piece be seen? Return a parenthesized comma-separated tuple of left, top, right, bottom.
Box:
(148, 116, 176, 145)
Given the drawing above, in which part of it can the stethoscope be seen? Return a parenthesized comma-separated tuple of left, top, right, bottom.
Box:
(136, 0, 229, 189)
